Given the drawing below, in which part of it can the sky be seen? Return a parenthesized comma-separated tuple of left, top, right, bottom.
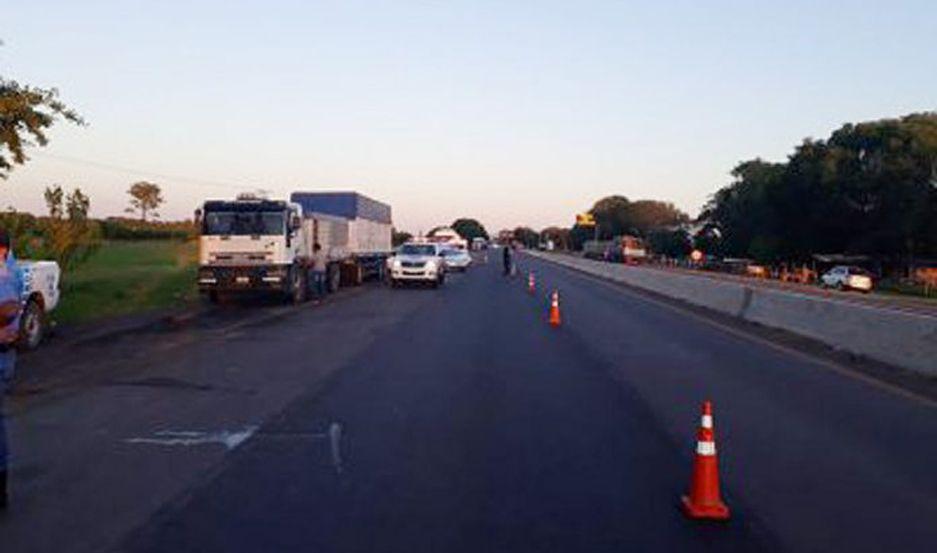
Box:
(1, 0, 935, 234)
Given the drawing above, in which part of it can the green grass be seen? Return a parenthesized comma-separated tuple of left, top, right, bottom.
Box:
(55, 240, 199, 325)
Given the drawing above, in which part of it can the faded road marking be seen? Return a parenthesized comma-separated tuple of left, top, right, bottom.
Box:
(329, 422, 344, 475)
(126, 427, 258, 450)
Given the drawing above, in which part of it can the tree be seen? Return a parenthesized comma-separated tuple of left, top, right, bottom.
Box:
(392, 229, 412, 247)
(0, 79, 84, 178)
(698, 112, 937, 266)
(126, 181, 164, 221)
(540, 226, 571, 250)
(66, 188, 90, 221)
(513, 226, 539, 248)
(44, 185, 65, 218)
(451, 218, 489, 241)
(646, 228, 691, 258)
(39, 185, 98, 271)
(626, 200, 689, 236)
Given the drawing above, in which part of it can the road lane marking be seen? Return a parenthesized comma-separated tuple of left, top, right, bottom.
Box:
(126, 427, 258, 450)
(329, 422, 344, 475)
(530, 255, 937, 410)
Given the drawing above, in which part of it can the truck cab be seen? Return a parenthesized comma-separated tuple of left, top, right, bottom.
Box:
(197, 195, 309, 303)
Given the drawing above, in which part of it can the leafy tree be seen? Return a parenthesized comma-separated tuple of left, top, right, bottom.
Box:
(699, 112, 937, 266)
(451, 218, 489, 241)
(0, 78, 84, 178)
(392, 229, 412, 247)
(44, 185, 65, 218)
(647, 228, 691, 257)
(540, 226, 571, 250)
(512, 226, 539, 248)
(126, 181, 164, 221)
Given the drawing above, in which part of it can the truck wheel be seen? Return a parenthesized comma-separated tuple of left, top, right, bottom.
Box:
(289, 268, 308, 304)
(328, 265, 341, 293)
(18, 299, 45, 351)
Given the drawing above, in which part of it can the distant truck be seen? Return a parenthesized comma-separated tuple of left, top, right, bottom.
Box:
(17, 260, 61, 350)
(196, 192, 392, 303)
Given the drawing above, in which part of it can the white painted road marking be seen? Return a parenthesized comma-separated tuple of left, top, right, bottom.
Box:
(329, 422, 344, 475)
(126, 427, 258, 450)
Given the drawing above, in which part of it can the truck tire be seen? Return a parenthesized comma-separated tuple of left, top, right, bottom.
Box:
(17, 298, 45, 351)
(288, 267, 308, 304)
(328, 265, 341, 293)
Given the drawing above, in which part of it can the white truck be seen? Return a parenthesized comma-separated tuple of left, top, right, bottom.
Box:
(196, 192, 392, 303)
(17, 260, 61, 350)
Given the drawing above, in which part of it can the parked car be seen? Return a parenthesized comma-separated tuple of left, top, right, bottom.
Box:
(820, 266, 874, 293)
(389, 243, 446, 287)
(17, 260, 61, 350)
(441, 248, 472, 272)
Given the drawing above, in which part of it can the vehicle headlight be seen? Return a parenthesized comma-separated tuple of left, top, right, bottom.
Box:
(392, 259, 402, 269)
(425, 260, 438, 271)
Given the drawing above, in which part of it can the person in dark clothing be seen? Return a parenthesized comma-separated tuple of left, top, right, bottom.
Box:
(0, 228, 24, 511)
(502, 244, 513, 276)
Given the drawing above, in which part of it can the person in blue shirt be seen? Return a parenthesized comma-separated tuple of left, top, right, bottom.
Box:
(0, 228, 24, 511)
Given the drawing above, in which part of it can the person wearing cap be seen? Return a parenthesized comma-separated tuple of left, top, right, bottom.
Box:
(0, 229, 24, 510)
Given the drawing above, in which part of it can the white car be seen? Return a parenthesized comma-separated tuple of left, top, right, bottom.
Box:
(441, 248, 472, 272)
(389, 243, 446, 287)
(18, 260, 61, 350)
(820, 265, 874, 293)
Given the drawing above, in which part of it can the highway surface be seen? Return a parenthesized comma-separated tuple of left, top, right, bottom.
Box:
(3, 253, 936, 552)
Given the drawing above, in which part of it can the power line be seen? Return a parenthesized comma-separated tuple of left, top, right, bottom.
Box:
(32, 151, 266, 192)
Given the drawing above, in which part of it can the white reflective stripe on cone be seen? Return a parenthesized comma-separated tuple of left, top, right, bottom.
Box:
(697, 441, 717, 456)
(701, 415, 713, 429)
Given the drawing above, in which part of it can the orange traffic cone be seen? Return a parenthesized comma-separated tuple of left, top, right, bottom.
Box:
(681, 401, 730, 520)
(549, 290, 561, 327)
(528, 272, 536, 294)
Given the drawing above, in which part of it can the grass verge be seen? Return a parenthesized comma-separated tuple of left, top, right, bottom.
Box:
(54, 240, 199, 325)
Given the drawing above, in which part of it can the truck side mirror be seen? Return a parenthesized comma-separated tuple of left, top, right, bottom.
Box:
(290, 214, 302, 231)
(194, 209, 203, 225)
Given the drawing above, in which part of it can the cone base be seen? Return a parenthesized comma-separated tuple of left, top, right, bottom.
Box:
(681, 495, 730, 521)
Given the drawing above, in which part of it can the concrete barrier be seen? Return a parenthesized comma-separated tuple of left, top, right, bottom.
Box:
(527, 252, 937, 376)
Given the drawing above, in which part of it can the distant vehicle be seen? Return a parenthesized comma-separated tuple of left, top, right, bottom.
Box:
(426, 227, 468, 251)
(389, 243, 446, 287)
(196, 192, 392, 303)
(17, 260, 61, 350)
(820, 266, 874, 292)
(441, 248, 472, 272)
(471, 237, 487, 251)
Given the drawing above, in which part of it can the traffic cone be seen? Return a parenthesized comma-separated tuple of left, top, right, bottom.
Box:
(681, 401, 730, 521)
(528, 272, 536, 294)
(549, 290, 561, 327)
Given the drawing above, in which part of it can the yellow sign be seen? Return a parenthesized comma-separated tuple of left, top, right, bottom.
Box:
(576, 213, 596, 227)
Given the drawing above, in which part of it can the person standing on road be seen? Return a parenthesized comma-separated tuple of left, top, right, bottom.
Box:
(312, 243, 328, 303)
(0, 229, 24, 511)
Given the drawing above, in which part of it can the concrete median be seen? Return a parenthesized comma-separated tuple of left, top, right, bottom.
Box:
(527, 252, 937, 376)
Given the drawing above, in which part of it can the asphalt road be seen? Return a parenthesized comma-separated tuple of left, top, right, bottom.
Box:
(3, 252, 937, 552)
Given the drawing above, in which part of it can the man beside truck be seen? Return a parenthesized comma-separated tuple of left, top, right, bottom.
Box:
(311, 243, 328, 302)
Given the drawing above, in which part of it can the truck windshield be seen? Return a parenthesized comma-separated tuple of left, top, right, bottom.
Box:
(203, 211, 286, 236)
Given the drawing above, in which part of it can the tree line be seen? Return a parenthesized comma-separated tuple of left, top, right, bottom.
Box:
(699, 113, 937, 265)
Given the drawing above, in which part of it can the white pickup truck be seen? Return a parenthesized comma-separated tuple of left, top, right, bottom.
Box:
(17, 261, 61, 350)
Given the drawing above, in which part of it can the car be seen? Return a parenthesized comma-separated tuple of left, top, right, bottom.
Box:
(820, 265, 874, 293)
(17, 260, 61, 350)
(389, 243, 446, 287)
(440, 248, 472, 272)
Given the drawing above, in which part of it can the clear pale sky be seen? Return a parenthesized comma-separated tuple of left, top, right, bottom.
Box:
(2, 1, 935, 234)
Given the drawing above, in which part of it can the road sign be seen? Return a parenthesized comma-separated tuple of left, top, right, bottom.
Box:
(576, 213, 596, 227)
